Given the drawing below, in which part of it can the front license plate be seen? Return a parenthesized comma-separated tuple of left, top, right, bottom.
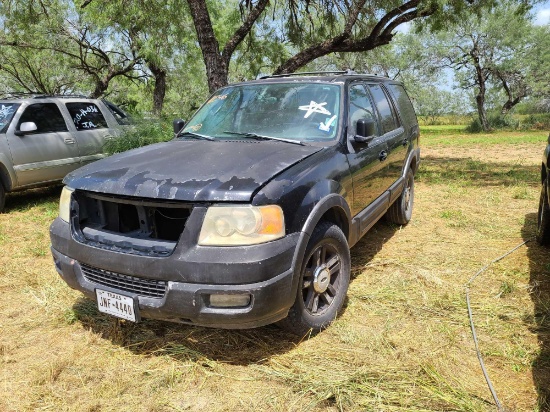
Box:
(95, 289, 138, 322)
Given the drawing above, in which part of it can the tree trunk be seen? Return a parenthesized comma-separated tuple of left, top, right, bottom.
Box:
(149, 62, 167, 116)
(501, 97, 521, 115)
(476, 92, 490, 131)
(187, 0, 227, 93)
(90, 79, 108, 98)
(471, 45, 490, 131)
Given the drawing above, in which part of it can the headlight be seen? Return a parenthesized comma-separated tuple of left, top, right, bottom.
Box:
(59, 186, 74, 222)
(198, 205, 285, 246)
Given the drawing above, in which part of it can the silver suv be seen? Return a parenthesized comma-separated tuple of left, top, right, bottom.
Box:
(0, 95, 129, 211)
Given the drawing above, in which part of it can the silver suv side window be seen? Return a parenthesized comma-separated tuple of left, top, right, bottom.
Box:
(18, 103, 68, 133)
(367, 84, 399, 134)
(66, 102, 108, 131)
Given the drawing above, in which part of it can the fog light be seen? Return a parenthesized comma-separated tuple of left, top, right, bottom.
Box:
(209, 293, 251, 308)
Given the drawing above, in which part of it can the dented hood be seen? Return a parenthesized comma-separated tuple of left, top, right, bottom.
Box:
(64, 139, 322, 201)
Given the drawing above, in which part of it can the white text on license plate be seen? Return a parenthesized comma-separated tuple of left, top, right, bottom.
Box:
(96, 289, 137, 322)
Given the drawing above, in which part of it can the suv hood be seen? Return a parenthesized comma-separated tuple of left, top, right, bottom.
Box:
(64, 139, 322, 202)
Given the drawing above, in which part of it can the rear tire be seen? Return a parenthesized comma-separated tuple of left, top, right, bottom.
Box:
(280, 222, 350, 336)
(386, 168, 414, 225)
(536, 178, 550, 246)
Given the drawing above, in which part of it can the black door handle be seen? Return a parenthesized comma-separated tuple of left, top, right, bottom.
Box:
(379, 150, 388, 161)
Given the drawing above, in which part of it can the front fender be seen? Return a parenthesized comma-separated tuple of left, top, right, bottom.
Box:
(0, 152, 15, 190)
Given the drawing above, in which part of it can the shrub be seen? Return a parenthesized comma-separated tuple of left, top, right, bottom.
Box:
(465, 114, 520, 133)
(520, 113, 550, 130)
(104, 119, 173, 155)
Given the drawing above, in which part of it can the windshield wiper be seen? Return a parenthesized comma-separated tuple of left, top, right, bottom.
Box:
(176, 131, 215, 141)
(223, 131, 304, 146)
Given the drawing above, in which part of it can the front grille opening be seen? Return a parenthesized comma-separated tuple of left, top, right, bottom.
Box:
(104, 202, 140, 233)
(81, 264, 166, 298)
(154, 208, 188, 241)
(73, 192, 192, 256)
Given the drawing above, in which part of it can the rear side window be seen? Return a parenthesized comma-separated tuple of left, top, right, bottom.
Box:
(368, 84, 398, 134)
(387, 84, 418, 127)
(103, 100, 131, 125)
(18, 103, 68, 133)
(66, 102, 108, 131)
(0, 103, 20, 133)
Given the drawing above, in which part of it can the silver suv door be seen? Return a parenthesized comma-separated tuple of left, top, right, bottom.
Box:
(6, 102, 80, 187)
(64, 101, 112, 165)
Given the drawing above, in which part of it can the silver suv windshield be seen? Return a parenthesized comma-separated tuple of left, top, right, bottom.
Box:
(0, 103, 20, 133)
(181, 82, 341, 142)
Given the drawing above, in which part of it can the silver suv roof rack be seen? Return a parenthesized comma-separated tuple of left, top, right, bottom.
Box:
(258, 69, 382, 80)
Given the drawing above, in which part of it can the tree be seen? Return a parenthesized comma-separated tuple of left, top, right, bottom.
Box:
(0, 0, 144, 99)
(429, 2, 535, 130)
(186, 0, 523, 93)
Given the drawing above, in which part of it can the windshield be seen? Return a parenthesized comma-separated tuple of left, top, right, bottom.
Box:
(182, 82, 341, 142)
(0, 103, 20, 133)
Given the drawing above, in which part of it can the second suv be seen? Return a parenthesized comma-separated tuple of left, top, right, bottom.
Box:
(0, 95, 129, 211)
(50, 72, 420, 335)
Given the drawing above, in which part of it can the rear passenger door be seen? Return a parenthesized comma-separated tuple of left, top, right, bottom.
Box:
(366, 83, 406, 187)
(65, 102, 110, 165)
(7, 102, 80, 186)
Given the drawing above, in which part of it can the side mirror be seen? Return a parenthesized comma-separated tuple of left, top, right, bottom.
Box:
(354, 119, 376, 144)
(173, 119, 185, 135)
(14, 122, 38, 137)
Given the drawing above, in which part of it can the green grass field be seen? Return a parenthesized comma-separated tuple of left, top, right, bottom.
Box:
(1, 127, 549, 411)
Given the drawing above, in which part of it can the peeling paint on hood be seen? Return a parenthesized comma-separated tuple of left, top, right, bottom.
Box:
(64, 139, 322, 202)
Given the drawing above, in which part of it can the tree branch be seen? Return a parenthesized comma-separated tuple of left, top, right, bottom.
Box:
(222, 0, 270, 63)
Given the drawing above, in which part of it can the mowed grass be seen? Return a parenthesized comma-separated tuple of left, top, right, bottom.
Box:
(1, 128, 549, 411)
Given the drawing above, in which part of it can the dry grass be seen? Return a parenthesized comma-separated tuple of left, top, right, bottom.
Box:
(1, 129, 549, 411)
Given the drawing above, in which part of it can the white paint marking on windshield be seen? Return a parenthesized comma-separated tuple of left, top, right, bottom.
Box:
(299, 101, 331, 118)
(319, 115, 337, 131)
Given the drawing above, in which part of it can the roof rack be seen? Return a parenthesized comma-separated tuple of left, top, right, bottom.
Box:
(259, 70, 361, 79)
(33, 94, 89, 99)
(257, 70, 385, 80)
(0, 92, 90, 99)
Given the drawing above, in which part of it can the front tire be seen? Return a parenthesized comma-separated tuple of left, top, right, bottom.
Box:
(536, 178, 550, 246)
(386, 168, 414, 225)
(280, 222, 350, 336)
(0, 183, 5, 213)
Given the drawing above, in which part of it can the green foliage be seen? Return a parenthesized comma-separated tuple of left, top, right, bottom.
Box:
(103, 119, 173, 155)
(465, 114, 520, 132)
(520, 113, 550, 130)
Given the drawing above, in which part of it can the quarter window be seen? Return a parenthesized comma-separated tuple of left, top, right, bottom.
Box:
(368, 84, 398, 134)
(18, 103, 68, 133)
(66, 102, 108, 131)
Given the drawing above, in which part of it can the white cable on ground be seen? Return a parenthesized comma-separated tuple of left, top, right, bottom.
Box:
(464, 239, 532, 412)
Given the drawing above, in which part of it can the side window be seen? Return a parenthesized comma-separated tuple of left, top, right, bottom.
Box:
(368, 84, 398, 134)
(17, 103, 68, 133)
(66, 102, 108, 131)
(387, 84, 418, 127)
(103, 100, 131, 125)
(348, 84, 379, 135)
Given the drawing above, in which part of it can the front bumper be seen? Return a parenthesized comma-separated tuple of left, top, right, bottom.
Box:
(50, 217, 305, 328)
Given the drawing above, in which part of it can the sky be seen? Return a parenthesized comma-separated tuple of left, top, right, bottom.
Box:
(534, 0, 550, 25)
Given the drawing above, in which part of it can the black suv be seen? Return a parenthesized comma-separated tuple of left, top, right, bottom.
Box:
(537, 133, 550, 245)
(50, 72, 420, 335)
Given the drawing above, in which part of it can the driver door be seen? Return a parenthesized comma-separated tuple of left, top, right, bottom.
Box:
(345, 83, 389, 220)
